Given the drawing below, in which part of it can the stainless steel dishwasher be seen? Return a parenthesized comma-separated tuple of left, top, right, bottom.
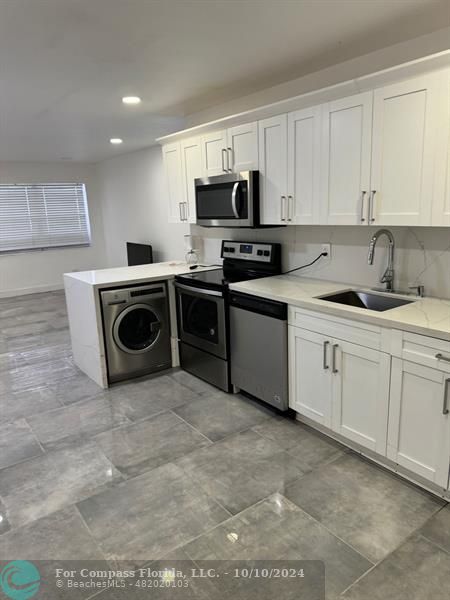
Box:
(229, 291, 288, 411)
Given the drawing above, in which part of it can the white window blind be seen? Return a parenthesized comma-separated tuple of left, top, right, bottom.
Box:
(0, 183, 91, 252)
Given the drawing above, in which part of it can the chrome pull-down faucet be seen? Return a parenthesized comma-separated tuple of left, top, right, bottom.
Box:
(367, 229, 395, 292)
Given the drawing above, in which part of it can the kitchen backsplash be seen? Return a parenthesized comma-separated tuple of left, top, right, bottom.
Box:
(190, 225, 450, 299)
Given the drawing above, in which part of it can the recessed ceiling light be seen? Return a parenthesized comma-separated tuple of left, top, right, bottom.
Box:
(110, 138, 123, 145)
(122, 96, 141, 105)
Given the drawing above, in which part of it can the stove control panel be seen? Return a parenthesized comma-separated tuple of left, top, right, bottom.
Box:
(221, 241, 275, 263)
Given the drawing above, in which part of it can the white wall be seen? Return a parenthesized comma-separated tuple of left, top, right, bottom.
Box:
(0, 161, 106, 297)
(96, 146, 189, 268)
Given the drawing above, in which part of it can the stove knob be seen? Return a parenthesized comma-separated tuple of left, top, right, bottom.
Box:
(263, 250, 270, 257)
(257, 250, 263, 256)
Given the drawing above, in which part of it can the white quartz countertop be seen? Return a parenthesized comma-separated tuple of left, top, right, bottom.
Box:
(229, 275, 450, 341)
(64, 262, 219, 288)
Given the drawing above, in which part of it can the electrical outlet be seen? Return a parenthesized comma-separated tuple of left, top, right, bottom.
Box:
(321, 243, 331, 258)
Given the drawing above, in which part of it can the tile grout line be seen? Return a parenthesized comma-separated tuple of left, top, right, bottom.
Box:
(73, 503, 112, 565)
(418, 531, 450, 557)
(338, 529, 424, 597)
(338, 524, 450, 597)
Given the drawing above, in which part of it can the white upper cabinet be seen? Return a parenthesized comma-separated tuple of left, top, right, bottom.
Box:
(202, 125, 259, 175)
(227, 122, 259, 172)
(162, 63, 449, 227)
(320, 92, 373, 225)
(370, 74, 442, 226)
(388, 358, 450, 488)
(432, 73, 450, 226)
(258, 114, 288, 224)
(287, 106, 322, 224)
(180, 137, 203, 223)
(162, 143, 184, 223)
(201, 130, 228, 176)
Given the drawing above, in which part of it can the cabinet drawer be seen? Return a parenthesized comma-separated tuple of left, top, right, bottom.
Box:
(392, 330, 450, 373)
(288, 306, 384, 350)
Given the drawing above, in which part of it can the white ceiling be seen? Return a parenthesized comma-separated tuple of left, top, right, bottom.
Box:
(0, 0, 448, 163)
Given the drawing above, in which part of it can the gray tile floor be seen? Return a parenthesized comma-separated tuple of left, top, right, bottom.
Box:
(0, 290, 449, 599)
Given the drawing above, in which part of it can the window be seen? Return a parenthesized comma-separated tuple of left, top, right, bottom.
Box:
(0, 183, 91, 252)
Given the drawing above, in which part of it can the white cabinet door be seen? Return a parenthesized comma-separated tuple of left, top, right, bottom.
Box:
(162, 143, 184, 223)
(258, 114, 288, 224)
(331, 340, 390, 454)
(321, 92, 373, 225)
(227, 122, 258, 172)
(370, 74, 441, 226)
(287, 106, 322, 224)
(289, 326, 333, 428)
(180, 137, 203, 223)
(432, 73, 450, 226)
(388, 358, 450, 488)
(202, 130, 228, 176)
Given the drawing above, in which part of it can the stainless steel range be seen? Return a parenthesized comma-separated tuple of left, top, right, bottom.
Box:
(174, 240, 281, 392)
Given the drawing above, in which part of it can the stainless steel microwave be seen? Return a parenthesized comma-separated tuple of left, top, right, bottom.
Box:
(195, 171, 260, 228)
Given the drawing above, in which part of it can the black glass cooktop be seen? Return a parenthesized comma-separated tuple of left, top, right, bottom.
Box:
(176, 268, 260, 291)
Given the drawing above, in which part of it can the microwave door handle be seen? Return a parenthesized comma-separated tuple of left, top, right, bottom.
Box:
(231, 181, 240, 218)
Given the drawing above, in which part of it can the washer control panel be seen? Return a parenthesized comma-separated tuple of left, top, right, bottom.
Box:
(221, 241, 274, 263)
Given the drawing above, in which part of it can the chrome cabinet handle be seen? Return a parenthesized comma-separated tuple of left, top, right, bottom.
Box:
(281, 196, 286, 221)
(287, 195, 293, 222)
(221, 148, 227, 172)
(360, 190, 367, 223)
(332, 344, 339, 373)
(436, 353, 450, 364)
(227, 147, 233, 172)
(323, 341, 330, 370)
(443, 378, 450, 415)
(231, 182, 240, 218)
(183, 202, 189, 221)
(368, 190, 376, 223)
(179, 202, 183, 221)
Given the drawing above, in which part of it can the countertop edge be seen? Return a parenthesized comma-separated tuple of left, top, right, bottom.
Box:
(63, 263, 219, 290)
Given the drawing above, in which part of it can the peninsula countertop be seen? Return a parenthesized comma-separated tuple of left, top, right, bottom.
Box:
(229, 275, 450, 341)
(64, 262, 219, 289)
(63, 261, 220, 388)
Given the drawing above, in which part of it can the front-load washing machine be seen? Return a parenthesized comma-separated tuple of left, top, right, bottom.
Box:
(101, 282, 171, 383)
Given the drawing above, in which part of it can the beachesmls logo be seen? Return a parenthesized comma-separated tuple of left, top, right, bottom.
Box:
(0, 561, 40, 600)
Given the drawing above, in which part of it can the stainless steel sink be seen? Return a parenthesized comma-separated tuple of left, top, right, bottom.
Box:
(319, 290, 415, 312)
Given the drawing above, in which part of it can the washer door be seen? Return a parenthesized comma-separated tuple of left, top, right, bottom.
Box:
(113, 303, 162, 354)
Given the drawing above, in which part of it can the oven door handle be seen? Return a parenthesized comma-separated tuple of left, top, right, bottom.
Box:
(231, 181, 240, 218)
(174, 281, 224, 298)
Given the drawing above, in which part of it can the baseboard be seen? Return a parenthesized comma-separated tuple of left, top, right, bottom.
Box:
(0, 283, 64, 299)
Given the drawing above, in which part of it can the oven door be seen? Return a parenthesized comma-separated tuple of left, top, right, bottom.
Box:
(195, 172, 255, 227)
(175, 282, 227, 359)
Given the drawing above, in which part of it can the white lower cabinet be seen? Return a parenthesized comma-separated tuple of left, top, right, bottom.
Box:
(331, 339, 390, 454)
(387, 358, 450, 489)
(289, 312, 450, 492)
(289, 327, 333, 428)
(289, 325, 390, 453)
